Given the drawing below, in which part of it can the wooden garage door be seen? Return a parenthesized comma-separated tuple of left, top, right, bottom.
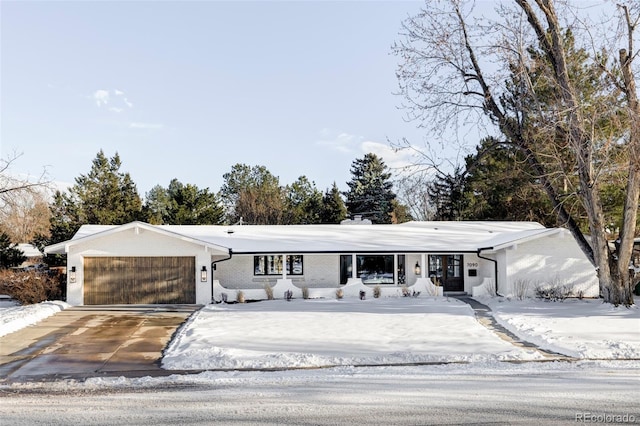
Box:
(84, 257, 196, 304)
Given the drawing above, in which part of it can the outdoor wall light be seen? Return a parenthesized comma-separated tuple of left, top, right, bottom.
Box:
(201, 265, 208, 282)
(414, 262, 421, 276)
(69, 266, 77, 283)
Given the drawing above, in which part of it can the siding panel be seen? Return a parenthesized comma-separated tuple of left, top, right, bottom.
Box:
(84, 257, 195, 304)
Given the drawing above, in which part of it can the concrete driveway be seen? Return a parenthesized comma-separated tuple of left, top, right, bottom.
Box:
(0, 305, 200, 382)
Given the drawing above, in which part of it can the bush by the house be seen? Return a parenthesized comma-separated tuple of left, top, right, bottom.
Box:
(236, 290, 245, 303)
(335, 288, 343, 299)
(534, 281, 574, 302)
(401, 285, 410, 297)
(512, 279, 531, 300)
(264, 284, 274, 300)
(0, 269, 64, 305)
(302, 287, 309, 299)
(373, 285, 381, 298)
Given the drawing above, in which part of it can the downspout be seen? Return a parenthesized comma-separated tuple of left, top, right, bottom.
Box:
(211, 249, 233, 303)
(477, 247, 502, 297)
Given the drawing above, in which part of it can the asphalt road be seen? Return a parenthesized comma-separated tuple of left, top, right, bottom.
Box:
(1, 362, 638, 425)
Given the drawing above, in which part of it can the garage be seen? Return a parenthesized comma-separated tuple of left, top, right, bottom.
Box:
(84, 256, 196, 305)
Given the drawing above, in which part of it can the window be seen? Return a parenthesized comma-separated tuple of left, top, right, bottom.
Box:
(357, 255, 394, 284)
(340, 255, 353, 284)
(254, 255, 303, 276)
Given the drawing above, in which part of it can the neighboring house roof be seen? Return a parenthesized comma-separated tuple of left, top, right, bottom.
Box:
(46, 220, 559, 255)
(15, 243, 43, 258)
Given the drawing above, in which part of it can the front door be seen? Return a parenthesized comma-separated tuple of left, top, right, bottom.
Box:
(428, 255, 464, 292)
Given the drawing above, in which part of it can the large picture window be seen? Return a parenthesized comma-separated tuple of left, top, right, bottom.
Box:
(357, 255, 394, 284)
(254, 255, 303, 276)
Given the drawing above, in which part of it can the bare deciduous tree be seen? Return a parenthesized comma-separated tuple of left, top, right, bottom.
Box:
(0, 152, 52, 243)
(394, 0, 638, 305)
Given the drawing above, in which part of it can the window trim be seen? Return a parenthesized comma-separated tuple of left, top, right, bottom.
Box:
(253, 255, 304, 276)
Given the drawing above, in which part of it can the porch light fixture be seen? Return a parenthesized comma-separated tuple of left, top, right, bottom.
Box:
(414, 262, 421, 276)
(201, 265, 208, 282)
(69, 266, 76, 283)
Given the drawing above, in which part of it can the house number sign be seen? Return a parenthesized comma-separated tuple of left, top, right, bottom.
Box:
(467, 262, 479, 268)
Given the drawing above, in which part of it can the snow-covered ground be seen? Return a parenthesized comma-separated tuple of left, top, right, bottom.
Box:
(2, 296, 638, 368)
(482, 297, 640, 359)
(2, 296, 639, 424)
(0, 300, 69, 337)
(163, 298, 545, 369)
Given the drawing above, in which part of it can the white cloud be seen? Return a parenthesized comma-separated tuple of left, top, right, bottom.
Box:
(316, 131, 362, 154)
(93, 89, 110, 107)
(361, 141, 418, 173)
(316, 130, 418, 171)
(129, 122, 164, 130)
(92, 89, 133, 110)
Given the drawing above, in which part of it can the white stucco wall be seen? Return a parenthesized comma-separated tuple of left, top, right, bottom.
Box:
(65, 227, 222, 305)
(501, 231, 598, 298)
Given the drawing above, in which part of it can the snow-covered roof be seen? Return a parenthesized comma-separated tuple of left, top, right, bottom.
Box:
(51, 220, 556, 254)
(45, 221, 231, 255)
(15, 243, 43, 258)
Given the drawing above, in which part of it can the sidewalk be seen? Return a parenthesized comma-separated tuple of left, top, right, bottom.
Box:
(453, 296, 575, 360)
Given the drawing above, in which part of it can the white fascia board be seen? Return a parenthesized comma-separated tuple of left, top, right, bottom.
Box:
(488, 228, 564, 252)
(44, 221, 231, 256)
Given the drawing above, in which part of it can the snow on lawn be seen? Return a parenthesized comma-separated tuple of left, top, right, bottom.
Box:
(483, 297, 640, 359)
(163, 297, 545, 370)
(0, 300, 70, 337)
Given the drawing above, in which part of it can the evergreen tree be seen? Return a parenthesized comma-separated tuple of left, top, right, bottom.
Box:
(344, 153, 396, 224)
(144, 184, 172, 225)
(143, 180, 224, 225)
(47, 150, 143, 243)
(427, 166, 467, 221)
(320, 182, 347, 224)
(0, 233, 26, 268)
(461, 139, 555, 226)
(284, 176, 323, 224)
(72, 150, 142, 225)
(161, 179, 223, 225)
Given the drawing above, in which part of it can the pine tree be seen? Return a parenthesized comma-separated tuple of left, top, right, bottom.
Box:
(284, 176, 323, 224)
(344, 153, 396, 224)
(0, 233, 26, 268)
(320, 182, 347, 224)
(47, 150, 143, 244)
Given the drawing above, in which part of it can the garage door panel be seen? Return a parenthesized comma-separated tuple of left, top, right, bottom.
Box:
(84, 257, 195, 304)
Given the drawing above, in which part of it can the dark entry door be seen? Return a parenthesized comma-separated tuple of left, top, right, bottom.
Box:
(428, 255, 464, 292)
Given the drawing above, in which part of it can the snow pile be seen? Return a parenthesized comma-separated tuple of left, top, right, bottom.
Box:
(483, 298, 640, 359)
(0, 300, 70, 337)
(163, 298, 544, 370)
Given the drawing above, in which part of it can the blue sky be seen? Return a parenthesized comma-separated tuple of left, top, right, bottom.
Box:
(1, 0, 436, 197)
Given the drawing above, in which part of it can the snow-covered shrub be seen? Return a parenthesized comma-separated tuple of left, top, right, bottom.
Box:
(236, 290, 245, 303)
(335, 288, 343, 299)
(264, 284, 273, 300)
(373, 285, 381, 298)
